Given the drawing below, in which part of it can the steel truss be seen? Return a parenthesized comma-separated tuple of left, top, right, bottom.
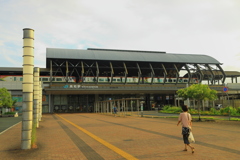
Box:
(48, 59, 225, 85)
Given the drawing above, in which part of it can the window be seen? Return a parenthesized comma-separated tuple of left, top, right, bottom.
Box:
(56, 78, 62, 82)
(42, 78, 48, 81)
(99, 78, 104, 82)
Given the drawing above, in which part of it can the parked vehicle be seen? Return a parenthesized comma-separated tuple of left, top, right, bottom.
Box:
(215, 104, 223, 110)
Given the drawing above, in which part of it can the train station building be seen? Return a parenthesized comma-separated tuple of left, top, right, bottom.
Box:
(1, 48, 240, 113)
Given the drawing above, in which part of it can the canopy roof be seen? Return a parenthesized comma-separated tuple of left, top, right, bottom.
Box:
(46, 48, 221, 64)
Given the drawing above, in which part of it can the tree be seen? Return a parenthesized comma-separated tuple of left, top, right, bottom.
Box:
(0, 88, 14, 108)
(177, 84, 218, 121)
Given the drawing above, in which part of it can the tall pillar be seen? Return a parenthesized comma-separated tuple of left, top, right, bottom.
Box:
(39, 81, 42, 121)
(21, 28, 34, 149)
(33, 67, 40, 128)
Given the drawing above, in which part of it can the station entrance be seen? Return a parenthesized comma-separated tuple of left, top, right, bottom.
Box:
(53, 95, 95, 113)
(52, 93, 175, 113)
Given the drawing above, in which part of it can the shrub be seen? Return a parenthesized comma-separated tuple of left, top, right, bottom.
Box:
(162, 105, 170, 111)
(4, 112, 16, 115)
(167, 107, 182, 113)
(230, 118, 240, 121)
(236, 107, 240, 114)
(188, 109, 198, 115)
(209, 108, 220, 115)
(220, 106, 237, 116)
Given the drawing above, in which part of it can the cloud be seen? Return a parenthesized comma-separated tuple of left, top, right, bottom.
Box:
(0, 0, 240, 75)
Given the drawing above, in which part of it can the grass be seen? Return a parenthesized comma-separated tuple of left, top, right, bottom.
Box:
(31, 122, 37, 148)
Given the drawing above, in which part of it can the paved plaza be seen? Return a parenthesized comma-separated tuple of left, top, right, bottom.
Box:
(0, 112, 240, 160)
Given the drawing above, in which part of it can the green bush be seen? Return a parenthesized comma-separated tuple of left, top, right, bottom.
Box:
(160, 106, 240, 116)
(161, 105, 182, 113)
(230, 118, 240, 121)
(188, 109, 198, 115)
(4, 112, 16, 115)
(167, 107, 182, 113)
(220, 106, 237, 116)
(162, 105, 170, 111)
(209, 108, 220, 115)
(236, 107, 240, 114)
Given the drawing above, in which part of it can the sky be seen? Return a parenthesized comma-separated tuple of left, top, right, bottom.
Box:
(0, 0, 240, 73)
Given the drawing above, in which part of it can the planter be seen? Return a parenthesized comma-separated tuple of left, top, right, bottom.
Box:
(1, 114, 14, 117)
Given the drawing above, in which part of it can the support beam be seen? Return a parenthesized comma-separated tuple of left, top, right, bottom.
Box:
(123, 62, 128, 84)
(216, 64, 226, 84)
(206, 64, 214, 84)
(174, 64, 179, 85)
(81, 61, 84, 83)
(162, 64, 167, 85)
(137, 63, 141, 84)
(96, 62, 99, 84)
(66, 61, 69, 83)
(110, 62, 114, 84)
(149, 63, 155, 85)
(184, 64, 191, 84)
(195, 64, 203, 83)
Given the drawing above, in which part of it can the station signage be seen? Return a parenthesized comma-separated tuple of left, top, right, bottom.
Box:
(223, 87, 228, 92)
(63, 84, 98, 89)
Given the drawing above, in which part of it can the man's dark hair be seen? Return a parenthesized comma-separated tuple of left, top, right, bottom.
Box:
(181, 105, 188, 112)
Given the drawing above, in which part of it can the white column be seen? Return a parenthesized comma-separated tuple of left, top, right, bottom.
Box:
(33, 67, 40, 128)
(21, 28, 34, 149)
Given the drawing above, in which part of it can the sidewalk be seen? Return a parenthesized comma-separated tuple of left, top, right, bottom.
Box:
(0, 113, 240, 160)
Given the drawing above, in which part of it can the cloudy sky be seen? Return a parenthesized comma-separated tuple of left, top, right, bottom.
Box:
(0, 0, 240, 72)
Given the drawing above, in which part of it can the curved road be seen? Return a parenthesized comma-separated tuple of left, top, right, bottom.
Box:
(0, 115, 22, 133)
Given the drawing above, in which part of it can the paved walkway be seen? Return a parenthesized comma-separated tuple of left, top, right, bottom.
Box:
(0, 112, 240, 160)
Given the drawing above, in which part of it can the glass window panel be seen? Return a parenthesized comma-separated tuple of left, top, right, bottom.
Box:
(54, 95, 61, 105)
(61, 95, 68, 105)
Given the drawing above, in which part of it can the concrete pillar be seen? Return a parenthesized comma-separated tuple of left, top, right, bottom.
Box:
(117, 100, 120, 115)
(48, 94, 51, 113)
(110, 101, 113, 114)
(33, 67, 40, 128)
(39, 81, 42, 121)
(21, 28, 34, 149)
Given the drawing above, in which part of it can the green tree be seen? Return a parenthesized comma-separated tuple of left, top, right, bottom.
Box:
(0, 88, 14, 108)
(177, 84, 218, 121)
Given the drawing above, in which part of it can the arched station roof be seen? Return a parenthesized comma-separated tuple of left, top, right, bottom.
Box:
(43, 47, 229, 85)
(46, 48, 221, 64)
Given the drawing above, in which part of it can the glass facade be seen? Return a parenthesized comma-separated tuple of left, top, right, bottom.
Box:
(52, 93, 175, 113)
(53, 95, 95, 113)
